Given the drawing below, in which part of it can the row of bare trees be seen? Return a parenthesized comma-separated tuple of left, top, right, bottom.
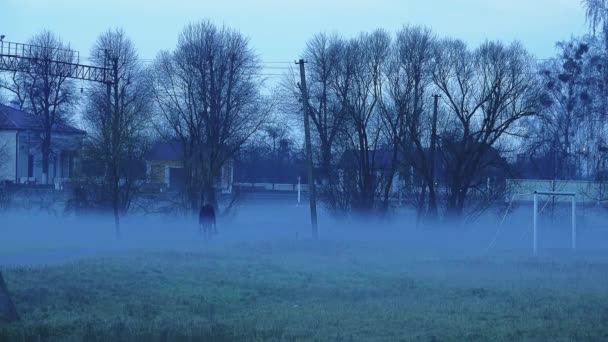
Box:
(0, 21, 270, 235)
(2, 6, 608, 224)
(516, 0, 608, 192)
(283, 27, 542, 219)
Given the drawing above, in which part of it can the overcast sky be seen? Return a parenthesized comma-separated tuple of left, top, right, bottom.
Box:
(3, 0, 589, 78)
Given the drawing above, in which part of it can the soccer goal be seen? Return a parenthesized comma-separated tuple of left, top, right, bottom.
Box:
(533, 191, 577, 256)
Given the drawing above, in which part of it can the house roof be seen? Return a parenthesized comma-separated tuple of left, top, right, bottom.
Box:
(339, 149, 403, 170)
(0, 104, 86, 135)
(147, 140, 235, 162)
(147, 140, 184, 161)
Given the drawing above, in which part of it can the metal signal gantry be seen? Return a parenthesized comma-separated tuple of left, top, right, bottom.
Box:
(0, 40, 115, 84)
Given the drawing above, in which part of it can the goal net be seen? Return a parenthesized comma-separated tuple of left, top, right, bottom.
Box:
(533, 191, 577, 256)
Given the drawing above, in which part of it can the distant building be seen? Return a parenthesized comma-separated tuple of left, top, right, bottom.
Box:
(337, 144, 509, 194)
(0, 104, 85, 186)
(337, 149, 404, 195)
(145, 140, 234, 193)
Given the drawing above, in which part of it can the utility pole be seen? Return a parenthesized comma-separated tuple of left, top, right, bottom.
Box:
(296, 59, 318, 239)
(428, 94, 440, 218)
(109, 55, 121, 240)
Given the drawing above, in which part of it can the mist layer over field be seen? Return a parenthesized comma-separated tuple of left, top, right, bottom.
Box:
(2, 193, 608, 263)
(1, 194, 608, 340)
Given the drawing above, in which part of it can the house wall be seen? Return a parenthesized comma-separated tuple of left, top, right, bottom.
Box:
(148, 159, 234, 194)
(0, 131, 17, 182)
(13, 131, 83, 184)
(150, 160, 184, 184)
(16, 132, 28, 181)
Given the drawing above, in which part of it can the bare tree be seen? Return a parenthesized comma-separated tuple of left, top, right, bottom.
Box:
(296, 33, 346, 183)
(523, 40, 592, 180)
(432, 40, 541, 217)
(583, 0, 608, 38)
(83, 28, 152, 238)
(381, 26, 437, 217)
(153, 21, 271, 211)
(336, 30, 391, 212)
(0, 30, 77, 184)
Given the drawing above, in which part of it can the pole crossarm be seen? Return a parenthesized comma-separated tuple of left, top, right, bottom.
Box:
(0, 41, 113, 84)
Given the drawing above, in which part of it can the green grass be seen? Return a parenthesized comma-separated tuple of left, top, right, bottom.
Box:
(1, 241, 608, 341)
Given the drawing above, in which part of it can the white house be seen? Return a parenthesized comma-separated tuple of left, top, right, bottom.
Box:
(0, 104, 86, 186)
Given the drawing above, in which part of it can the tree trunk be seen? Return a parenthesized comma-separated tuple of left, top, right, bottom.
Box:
(201, 182, 218, 210)
(0, 272, 19, 323)
(321, 146, 332, 185)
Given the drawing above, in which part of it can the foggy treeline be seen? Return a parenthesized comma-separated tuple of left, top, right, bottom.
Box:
(1, 0, 608, 225)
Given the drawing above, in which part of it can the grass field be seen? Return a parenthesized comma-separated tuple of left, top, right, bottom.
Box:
(1, 239, 608, 341)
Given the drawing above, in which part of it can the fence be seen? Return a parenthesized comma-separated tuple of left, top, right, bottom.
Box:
(506, 179, 608, 203)
(234, 182, 309, 192)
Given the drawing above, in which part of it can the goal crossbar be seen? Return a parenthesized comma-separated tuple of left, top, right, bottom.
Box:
(534, 191, 575, 197)
(533, 191, 576, 256)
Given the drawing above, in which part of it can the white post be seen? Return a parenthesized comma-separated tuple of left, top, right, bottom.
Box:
(533, 192, 538, 257)
(572, 197, 577, 251)
(297, 176, 301, 205)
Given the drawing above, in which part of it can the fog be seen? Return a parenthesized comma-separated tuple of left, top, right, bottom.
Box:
(3, 193, 608, 267)
(3, 194, 608, 340)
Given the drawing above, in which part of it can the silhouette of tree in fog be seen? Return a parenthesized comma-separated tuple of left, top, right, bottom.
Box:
(432, 40, 541, 217)
(83, 28, 152, 238)
(153, 21, 271, 211)
(522, 40, 592, 180)
(583, 0, 608, 38)
(338, 30, 392, 212)
(0, 30, 78, 185)
(381, 25, 437, 218)
(283, 33, 346, 185)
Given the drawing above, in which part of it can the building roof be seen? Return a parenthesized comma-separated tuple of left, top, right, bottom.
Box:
(147, 140, 184, 161)
(0, 104, 86, 135)
(147, 140, 237, 162)
(339, 149, 404, 170)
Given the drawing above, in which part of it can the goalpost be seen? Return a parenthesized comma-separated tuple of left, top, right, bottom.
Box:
(533, 191, 576, 256)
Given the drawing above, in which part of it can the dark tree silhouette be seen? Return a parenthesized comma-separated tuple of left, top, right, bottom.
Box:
(432, 40, 541, 217)
(83, 28, 151, 238)
(153, 21, 271, 211)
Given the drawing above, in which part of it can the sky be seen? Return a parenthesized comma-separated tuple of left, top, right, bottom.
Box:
(1, 0, 590, 83)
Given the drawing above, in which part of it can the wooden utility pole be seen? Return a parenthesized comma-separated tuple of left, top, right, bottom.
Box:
(428, 94, 440, 218)
(296, 59, 318, 239)
(110, 56, 121, 240)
